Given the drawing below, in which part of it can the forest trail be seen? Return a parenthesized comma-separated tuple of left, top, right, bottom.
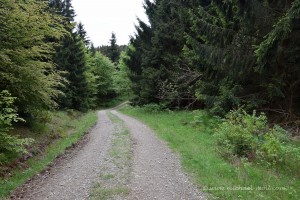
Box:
(12, 110, 205, 200)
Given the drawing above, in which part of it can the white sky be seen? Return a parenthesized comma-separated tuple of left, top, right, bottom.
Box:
(72, 0, 149, 46)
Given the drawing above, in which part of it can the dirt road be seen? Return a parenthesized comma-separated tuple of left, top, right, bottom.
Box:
(12, 110, 206, 200)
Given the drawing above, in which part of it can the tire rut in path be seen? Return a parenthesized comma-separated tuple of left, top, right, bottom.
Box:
(111, 110, 206, 200)
(89, 111, 132, 199)
(13, 110, 206, 200)
(14, 111, 115, 200)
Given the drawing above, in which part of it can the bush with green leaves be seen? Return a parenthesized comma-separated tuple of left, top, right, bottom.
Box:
(193, 110, 221, 131)
(0, 0, 66, 115)
(0, 91, 34, 164)
(140, 104, 165, 113)
(215, 108, 300, 168)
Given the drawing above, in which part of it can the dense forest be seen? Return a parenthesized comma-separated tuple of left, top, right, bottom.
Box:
(125, 0, 300, 120)
(97, 32, 127, 65)
(0, 0, 127, 163)
(1, 0, 300, 172)
(0, 0, 300, 199)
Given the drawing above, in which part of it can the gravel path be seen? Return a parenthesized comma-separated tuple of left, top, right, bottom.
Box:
(112, 111, 206, 200)
(14, 111, 114, 200)
(12, 110, 206, 200)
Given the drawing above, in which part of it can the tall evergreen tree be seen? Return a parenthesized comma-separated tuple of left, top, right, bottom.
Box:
(125, 0, 300, 117)
(89, 43, 96, 56)
(76, 22, 90, 46)
(126, 0, 198, 107)
(185, 0, 300, 115)
(108, 32, 120, 64)
(51, 0, 90, 111)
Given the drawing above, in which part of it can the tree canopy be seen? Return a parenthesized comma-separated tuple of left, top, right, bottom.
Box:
(125, 0, 300, 118)
(0, 0, 119, 163)
(0, 0, 66, 115)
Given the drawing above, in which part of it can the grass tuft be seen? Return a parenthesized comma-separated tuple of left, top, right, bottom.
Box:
(89, 184, 130, 199)
(0, 111, 97, 198)
(120, 107, 300, 200)
(89, 111, 132, 200)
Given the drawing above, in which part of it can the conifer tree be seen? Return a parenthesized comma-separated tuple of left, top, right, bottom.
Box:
(126, 0, 198, 107)
(125, 0, 300, 117)
(51, 0, 90, 111)
(89, 43, 96, 56)
(77, 22, 90, 46)
(185, 0, 300, 115)
(108, 32, 120, 64)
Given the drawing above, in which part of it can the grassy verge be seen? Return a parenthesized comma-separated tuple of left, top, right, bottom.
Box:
(89, 111, 131, 200)
(120, 107, 300, 200)
(0, 111, 97, 198)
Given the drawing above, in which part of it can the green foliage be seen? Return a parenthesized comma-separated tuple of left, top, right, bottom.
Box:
(121, 108, 300, 200)
(0, 91, 33, 164)
(76, 22, 90, 46)
(0, 0, 66, 115)
(108, 32, 120, 64)
(139, 104, 165, 113)
(55, 34, 90, 111)
(49, 0, 122, 111)
(51, 0, 91, 112)
(113, 49, 133, 98)
(216, 109, 267, 159)
(216, 108, 300, 168)
(192, 110, 221, 132)
(255, 0, 300, 70)
(0, 110, 97, 198)
(126, 0, 199, 107)
(126, 0, 300, 116)
(97, 35, 126, 65)
(89, 52, 117, 106)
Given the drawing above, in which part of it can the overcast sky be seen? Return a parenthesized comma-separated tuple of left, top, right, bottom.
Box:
(72, 0, 149, 46)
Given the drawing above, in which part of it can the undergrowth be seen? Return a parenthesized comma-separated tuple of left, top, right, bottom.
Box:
(215, 108, 300, 173)
(0, 110, 97, 198)
(120, 105, 300, 200)
(89, 111, 131, 200)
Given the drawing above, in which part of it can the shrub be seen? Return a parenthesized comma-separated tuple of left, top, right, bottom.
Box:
(215, 108, 300, 168)
(140, 104, 165, 113)
(0, 91, 34, 164)
(192, 110, 221, 132)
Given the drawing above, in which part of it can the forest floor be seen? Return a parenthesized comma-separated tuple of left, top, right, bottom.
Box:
(10, 110, 205, 200)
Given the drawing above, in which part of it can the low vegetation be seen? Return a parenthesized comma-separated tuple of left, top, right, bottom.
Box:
(0, 1, 123, 197)
(121, 106, 300, 200)
(216, 108, 300, 172)
(89, 112, 131, 200)
(1, 0, 299, 199)
(0, 110, 97, 198)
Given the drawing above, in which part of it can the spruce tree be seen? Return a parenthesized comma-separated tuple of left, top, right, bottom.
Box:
(184, 0, 300, 115)
(51, 0, 90, 111)
(125, 0, 300, 117)
(126, 0, 198, 107)
(77, 22, 90, 46)
(108, 32, 120, 64)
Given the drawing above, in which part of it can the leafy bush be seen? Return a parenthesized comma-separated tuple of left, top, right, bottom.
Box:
(215, 108, 300, 168)
(0, 91, 34, 164)
(192, 110, 221, 132)
(140, 104, 165, 113)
